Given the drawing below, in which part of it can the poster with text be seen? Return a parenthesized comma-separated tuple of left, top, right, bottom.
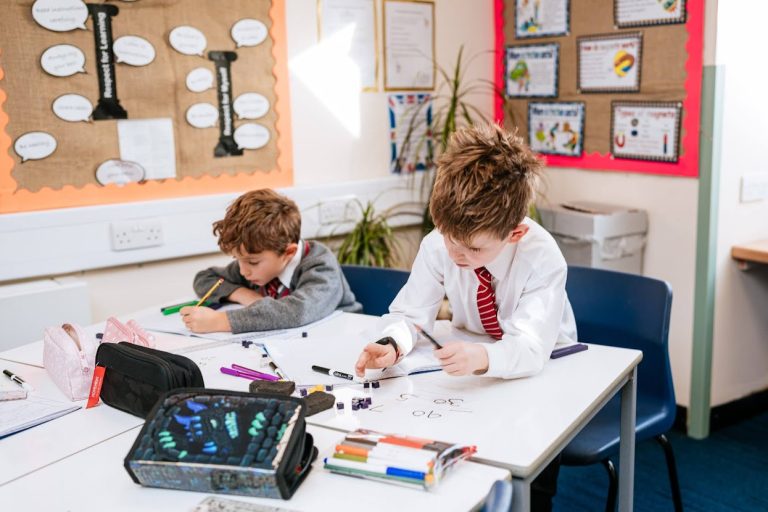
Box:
(383, 0, 435, 90)
(578, 33, 642, 93)
(515, 0, 569, 38)
(528, 102, 584, 157)
(615, 0, 686, 28)
(320, 0, 378, 90)
(505, 43, 559, 98)
(611, 102, 681, 162)
(388, 93, 433, 173)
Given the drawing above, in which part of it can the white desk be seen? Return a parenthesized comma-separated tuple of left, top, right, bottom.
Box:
(0, 423, 510, 511)
(0, 312, 640, 511)
(303, 343, 641, 512)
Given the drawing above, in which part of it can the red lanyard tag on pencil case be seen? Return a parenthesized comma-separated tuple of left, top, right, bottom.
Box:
(86, 365, 106, 409)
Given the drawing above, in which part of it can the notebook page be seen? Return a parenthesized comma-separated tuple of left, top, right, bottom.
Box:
(0, 396, 80, 438)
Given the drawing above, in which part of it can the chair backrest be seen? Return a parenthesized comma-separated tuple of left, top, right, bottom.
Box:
(479, 479, 514, 512)
(565, 266, 675, 420)
(340, 265, 410, 316)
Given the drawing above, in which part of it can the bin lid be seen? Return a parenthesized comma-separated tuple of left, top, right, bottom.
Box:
(538, 201, 648, 239)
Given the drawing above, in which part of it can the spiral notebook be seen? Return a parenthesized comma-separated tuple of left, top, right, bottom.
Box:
(0, 395, 80, 438)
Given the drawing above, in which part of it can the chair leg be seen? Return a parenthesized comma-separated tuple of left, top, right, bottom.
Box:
(602, 458, 618, 512)
(656, 434, 684, 512)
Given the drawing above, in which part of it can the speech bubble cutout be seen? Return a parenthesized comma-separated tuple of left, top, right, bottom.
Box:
(95, 159, 145, 186)
(14, 132, 57, 162)
(186, 103, 219, 128)
(233, 93, 270, 120)
(169, 26, 207, 56)
(234, 123, 270, 150)
(113, 36, 156, 66)
(231, 18, 268, 48)
(32, 0, 88, 32)
(186, 67, 215, 92)
(52, 94, 93, 122)
(40, 44, 86, 77)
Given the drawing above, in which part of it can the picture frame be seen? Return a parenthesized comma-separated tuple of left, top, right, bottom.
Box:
(505, 43, 559, 98)
(528, 101, 585, 157)
(610, 101, 682, 162)
(614, 0, 687, 28)
(514, 0, 570, 39)
(577, 32, 642, 93)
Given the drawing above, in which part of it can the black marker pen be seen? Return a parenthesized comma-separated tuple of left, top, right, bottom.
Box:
(311, 365, 359, 382)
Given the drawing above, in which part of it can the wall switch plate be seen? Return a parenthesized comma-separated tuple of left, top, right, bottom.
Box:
(740, 173, 768, 203)
(318, 195, 356, 225)
(110, 219, 164, 251)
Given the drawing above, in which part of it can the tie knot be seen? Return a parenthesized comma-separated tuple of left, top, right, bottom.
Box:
(474, 266, 492, 281)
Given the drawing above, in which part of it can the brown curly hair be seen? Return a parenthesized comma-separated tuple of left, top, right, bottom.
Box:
(429, 123, 541, 245)
(213, 189, 301, 255)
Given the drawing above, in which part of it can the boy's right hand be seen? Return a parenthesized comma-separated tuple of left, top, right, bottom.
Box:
(354, 343, 397, 377)
(180, 306, 231, 333)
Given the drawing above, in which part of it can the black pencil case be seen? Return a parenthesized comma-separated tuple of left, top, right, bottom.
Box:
(95, 342, 204, 418)
(124, 389, 317, 499)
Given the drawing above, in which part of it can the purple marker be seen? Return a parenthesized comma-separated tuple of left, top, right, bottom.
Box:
(550, 343, 588, 359)
(229, 364, 280, 381)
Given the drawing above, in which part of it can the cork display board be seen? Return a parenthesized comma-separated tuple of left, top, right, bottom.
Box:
(495, 0, 703, 177)
(0, 0, 293, 213)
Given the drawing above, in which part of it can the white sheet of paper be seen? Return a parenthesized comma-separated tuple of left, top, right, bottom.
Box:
(612, 103, 680, 161)
(117, 118, 176, 179)
(515, 0, 569, 38)
(384, 0, 434, 90)
(0, 395, 80, 438)
(320, 0, 377, 90)
(578, 34, 641, 92)
(505, 43, 559, 97)
(615, 0, 685, 26)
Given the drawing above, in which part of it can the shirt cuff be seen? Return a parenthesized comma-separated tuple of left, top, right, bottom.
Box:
(481, 341, 507, 378)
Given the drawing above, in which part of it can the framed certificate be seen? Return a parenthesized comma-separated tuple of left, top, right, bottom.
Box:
(615, 0, 686, 28)
(515, 0, 570, 39)
(528, 102, 585, 157)
(577, 32, 642, 93)
(383, 0, 435, 91)
(505, 43, 559, 98)
(388, 93, 433, 173)
(611, 101, 682, 162)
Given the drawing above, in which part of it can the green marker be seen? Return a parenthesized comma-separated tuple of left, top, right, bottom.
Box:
(160, 300, 211, 315)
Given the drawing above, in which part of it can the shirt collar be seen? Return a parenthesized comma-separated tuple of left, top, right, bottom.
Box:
(484, 237, 518, 280)
(277, 240, 304, 288)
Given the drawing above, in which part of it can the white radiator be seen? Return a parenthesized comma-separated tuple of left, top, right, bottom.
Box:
(0, 277, 91, 351)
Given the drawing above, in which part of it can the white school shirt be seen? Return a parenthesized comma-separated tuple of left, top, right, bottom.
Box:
(381, 219, 577, 379)
(274, 240, 304, 292)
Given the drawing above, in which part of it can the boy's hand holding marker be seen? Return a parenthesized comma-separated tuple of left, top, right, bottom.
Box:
(354, 324, 489, 377)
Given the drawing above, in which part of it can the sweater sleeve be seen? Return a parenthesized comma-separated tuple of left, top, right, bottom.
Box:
(193, 260, 248, 303)
(225, 253, 344, 333)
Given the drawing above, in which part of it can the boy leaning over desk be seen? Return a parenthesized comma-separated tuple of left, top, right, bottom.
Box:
(355, 123, 578, 512)
(181, 189, 361, 334)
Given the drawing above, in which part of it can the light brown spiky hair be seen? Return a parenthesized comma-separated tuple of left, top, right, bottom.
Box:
(429, 123, 541, 245)
(213, 189, 301, 255)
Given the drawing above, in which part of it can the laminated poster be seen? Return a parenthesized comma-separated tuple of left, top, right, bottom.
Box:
(611, 101, 682, 162)
(505, 43, 559, 98)
(577, 32, 642, 93)
(515, 0, 569, 38)
(528, 102, 584, 157)
(615, 0, 686, 28)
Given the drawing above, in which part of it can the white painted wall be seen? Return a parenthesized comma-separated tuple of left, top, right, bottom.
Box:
(710, 1, 768, 406)
(0, 1, 494, 330)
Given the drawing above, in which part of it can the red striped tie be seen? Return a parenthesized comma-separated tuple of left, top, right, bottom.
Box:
(475, 266, 503, 340)
(265, 278, 284, 299)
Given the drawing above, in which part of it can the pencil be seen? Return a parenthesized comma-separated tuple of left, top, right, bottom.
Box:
(414, 324, 442, 349)
(196, 278, 224, 307)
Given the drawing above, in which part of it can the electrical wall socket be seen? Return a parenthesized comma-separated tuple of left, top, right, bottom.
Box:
(110, 219, 164, 251)
(318, 195, 356, 225)
(740, 173, 768, 203)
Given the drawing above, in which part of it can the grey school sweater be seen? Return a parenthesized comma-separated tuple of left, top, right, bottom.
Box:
(193, 241, 361, 333)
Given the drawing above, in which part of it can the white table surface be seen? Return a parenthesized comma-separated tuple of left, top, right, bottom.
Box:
(304, 343, 641, 477)
(0, 423, 510, 512)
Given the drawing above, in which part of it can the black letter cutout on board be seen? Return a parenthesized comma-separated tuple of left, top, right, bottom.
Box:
(208, 51, 242, 157)
(87, 3, 128, 120)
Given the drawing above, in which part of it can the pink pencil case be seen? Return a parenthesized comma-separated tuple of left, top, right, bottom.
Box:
(43, 323, 99, 401)
(101, 317, 155, 348)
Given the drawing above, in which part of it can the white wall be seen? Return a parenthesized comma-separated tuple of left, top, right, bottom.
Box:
(2, 1, 494, 328)
(539, 170, 698, 406)
(710, 1, 768, 406)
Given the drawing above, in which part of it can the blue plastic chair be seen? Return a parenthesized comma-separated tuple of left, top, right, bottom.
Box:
(479, 479, 514, 512)
(562, 266, 682, 512)
(340, 265, 410, 316)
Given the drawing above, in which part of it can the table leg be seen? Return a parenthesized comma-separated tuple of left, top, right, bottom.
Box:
(511, 478, 530, 512)
(618, 366, 637, 512)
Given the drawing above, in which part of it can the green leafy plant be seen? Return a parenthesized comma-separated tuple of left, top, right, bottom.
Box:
(335, 201, 397, 267)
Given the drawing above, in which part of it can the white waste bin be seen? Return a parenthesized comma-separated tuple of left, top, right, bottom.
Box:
(538, 201, 648, 274)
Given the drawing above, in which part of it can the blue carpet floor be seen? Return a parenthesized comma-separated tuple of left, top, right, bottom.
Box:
(554, 411, 768, 511)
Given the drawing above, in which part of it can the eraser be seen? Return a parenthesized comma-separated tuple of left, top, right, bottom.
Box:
(372, 381, 380, 389)
(301, 332, 308, 338)
(303, 391, 336, 416)
(249, 380, 296, 395)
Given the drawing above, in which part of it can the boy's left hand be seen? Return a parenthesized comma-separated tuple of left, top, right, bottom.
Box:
(434, 342, 489, 376)
(180, 306, 231, 333)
